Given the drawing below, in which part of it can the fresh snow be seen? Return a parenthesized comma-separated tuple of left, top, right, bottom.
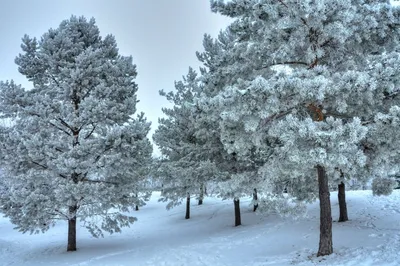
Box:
(1, 190, 400, 266)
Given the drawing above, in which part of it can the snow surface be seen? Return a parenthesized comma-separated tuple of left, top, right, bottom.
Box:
(1, 190, 400, 266)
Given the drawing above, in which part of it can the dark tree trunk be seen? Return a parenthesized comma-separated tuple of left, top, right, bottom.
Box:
(135, 193, 139, 211)
(234, 198, 241, 226)
(67, 206, 77, 252)
(317, 165, 333, 257)
(253, 188, 259, 212)
(185, 192, 190, 219)
(338, 182, 348, 222)
(198, 184, 204, 205)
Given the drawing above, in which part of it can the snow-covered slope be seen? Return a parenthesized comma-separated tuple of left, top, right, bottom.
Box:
(1, 190, 400, 266)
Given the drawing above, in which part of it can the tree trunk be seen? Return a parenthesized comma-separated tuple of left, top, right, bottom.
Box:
(338, 182, 348, 222)
(234, 198, 241, 226)
(198, 184, 204, 205)
(67, 206, 77, 252)
(253, 188, 258, 212)
(185, 192, 190, 219)
(135, 193, 139, 211)
(317, 165, 333, 257)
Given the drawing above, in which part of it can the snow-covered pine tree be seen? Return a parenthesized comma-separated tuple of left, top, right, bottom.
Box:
(0, 16, 152, 252)
(153, 68, 220, 220)
(209, 0, 400, 256)
(195, 29, 273, 225)
(368, 106, 400, 196)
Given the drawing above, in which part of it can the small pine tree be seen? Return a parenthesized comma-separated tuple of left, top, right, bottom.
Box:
(153, 68, 219, 219)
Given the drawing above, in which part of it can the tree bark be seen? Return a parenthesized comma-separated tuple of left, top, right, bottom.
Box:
(67, 206, 77, 252)
(338, 182, 348, 222)
(317, 165, 333, 257)
(198, 184, 204, 205)
(185, 192, 190, 219)
(234, 198, 241, 226)
(135, 193, 139, 211)
(253, 188, 259, 212)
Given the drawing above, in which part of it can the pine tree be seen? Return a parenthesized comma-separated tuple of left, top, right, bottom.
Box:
(195, 28, 276, 226)
(369, 106, 400, 196)
(208, 0, 400, 256)
(153, 68, 220, 219)
(0, 16, 152, 252)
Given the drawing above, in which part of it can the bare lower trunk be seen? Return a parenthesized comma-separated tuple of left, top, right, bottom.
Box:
(253, 188, 258, 212)
(234, 198, 241, 226)
(338, 182, 348, 222)
(317, 165, 333, 257)
(135, 193, 139, 211)
(198, 184, 204, 205)
(185, 192, 190, 219)
(67, 206, 77, 252)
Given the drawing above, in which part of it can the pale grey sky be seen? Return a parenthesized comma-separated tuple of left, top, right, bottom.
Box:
(0, 0, 231, 155)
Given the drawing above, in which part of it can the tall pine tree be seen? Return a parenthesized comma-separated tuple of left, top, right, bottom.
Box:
(208, 0, 400, 256)
(0, 16, 152, 251)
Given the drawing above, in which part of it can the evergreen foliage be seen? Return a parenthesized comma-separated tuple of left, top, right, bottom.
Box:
(202, 0, 400, 256)
(153, 68, 219, 211)
(0, 16, 152, 250)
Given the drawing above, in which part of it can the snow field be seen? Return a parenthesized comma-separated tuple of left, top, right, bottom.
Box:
(1, 190, 400, 265)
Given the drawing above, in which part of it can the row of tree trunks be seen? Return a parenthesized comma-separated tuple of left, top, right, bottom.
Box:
(67, 182, 345, 252)
(186, 184, 206, 219)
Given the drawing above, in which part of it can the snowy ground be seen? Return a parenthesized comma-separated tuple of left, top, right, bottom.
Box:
(1, 190, 400, 266)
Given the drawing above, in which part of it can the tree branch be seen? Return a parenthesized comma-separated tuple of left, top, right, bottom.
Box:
(261, 108, 294, 126)
(278, 0, 289, 8)
(82, 178, 118, 185)
(53, 208, 69, 220)
(84, 124, 96, 139)
(383, 89, 400, 101)
(94, 145, 114, 164)
(58, 118, 74, 132)
(50, 74, 62, 89)
(48, 121, 71, 136)
(31, 160, 48, 170)
(82, 86, 94, 101)
(31, 161, 68, 179)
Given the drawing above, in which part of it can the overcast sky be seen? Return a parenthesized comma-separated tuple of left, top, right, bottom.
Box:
(0, 0, 231, 156)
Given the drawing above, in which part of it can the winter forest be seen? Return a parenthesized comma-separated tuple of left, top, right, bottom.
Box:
(0, 0, 400, 265)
